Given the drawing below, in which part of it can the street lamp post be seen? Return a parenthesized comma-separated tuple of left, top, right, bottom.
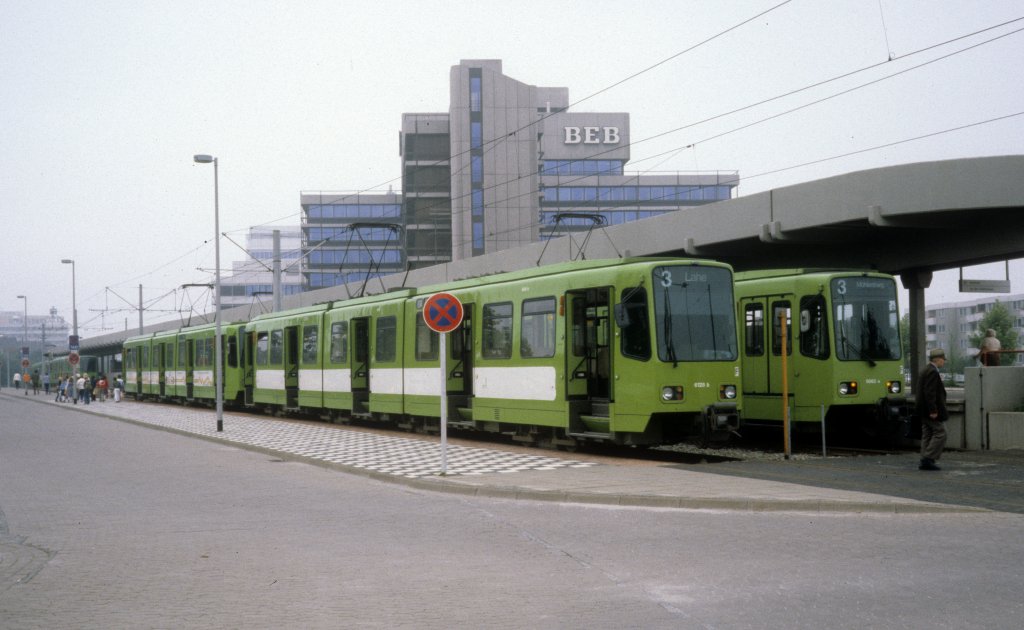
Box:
(16, 295, 27, 345)
(193, 154, 224, 432)
(60, 259, 78, 341)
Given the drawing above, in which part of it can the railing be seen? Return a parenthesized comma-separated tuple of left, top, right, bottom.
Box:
(978, 349, 1024, 366)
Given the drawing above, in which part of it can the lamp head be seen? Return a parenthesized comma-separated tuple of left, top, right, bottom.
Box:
(17, 295, 26, 299)
(61, 259, 73, 264)
(193, 154, 215, 164)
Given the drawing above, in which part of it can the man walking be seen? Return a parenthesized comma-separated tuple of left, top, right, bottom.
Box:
(916, 348, 948, 471)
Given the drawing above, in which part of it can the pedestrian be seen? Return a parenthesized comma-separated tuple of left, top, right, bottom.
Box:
(916, 348, 948, 471)
(114, 376, 124, 402)
(97, 375, 108, 402)
(13, 372, 21, 390)
(55, 377, 66, 402)
(22, 372, 31, 395)
(31, 370, 40, 395)
(42, 371, 50, 395)
(979, 329, 1001, 367)
(76, 373, 89, 405)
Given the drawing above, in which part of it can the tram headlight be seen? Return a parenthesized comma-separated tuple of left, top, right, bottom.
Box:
(838, 381, 859, 396)
(720, 384, 737, 400)
(661, 386, 684, 401)
(886, 380, 902, 394)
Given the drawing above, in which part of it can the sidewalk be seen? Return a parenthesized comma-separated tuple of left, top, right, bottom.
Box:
(1, 390, 998, 514)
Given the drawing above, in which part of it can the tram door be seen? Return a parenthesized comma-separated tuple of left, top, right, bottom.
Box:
(447, 306, 473, 409)
(185, 339, 194, 399)
(242, 327, 255, 406)
(740, 298, 769, 394)
(161, 342, 173, 397)
(284, 327, 299, 409)
(739, 297, 792, 392)
(351, 318, 370, 414)
(768, 300, 792, 396)
(154, 344, 165, 397)
(566, 289, 612, 403)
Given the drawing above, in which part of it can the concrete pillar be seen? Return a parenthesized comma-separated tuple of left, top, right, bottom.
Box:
(900, 269, 933, 391)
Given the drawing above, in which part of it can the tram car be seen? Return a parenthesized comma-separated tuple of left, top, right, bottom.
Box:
(33, 354, 102, 381)
(734, 269, 908, 437)
(123, 258, 742, 447)
(123, 321, 248, 404)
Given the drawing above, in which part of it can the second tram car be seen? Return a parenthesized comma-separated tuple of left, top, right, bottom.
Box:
(734, 269, 908, 437)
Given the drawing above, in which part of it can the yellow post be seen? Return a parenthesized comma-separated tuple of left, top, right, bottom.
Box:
(780, 309, 791, 460)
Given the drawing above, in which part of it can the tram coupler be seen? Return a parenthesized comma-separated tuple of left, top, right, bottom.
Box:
(700, 403, 740, 446)
(877, 395, 910, 435)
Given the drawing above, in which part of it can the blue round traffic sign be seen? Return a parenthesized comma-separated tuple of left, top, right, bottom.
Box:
(423, 292, 464, 333)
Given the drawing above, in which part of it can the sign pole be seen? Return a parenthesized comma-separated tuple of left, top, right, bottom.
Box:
(422, 291, 463, 477)
(439, 332, 448, 475)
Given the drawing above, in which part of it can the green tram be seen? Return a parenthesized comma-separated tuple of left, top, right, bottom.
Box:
(734, 269, 908, 437)
(123, 258, 742, 447)
(123, 321, 247, 405)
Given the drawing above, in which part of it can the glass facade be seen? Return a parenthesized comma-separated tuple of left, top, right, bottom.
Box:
(220, 284, 303, 297)
(541, 184, 732, 203)
(307, 204, 401, 219)
(541, 160, 624, 176)
(469, 67, 485, 255)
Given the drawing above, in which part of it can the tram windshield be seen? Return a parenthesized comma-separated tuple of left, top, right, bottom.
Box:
(652, 265, 737, 363)
(831, 276, 901, 362)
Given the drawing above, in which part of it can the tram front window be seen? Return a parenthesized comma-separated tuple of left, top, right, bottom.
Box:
(652, 266, 737, 363)
(831, 276, 901, 362)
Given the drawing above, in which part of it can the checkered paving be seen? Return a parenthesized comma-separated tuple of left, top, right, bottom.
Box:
(45, 397, 599, 478)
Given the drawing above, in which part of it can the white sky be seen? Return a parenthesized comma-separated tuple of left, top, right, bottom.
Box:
(2, 0, 1023, 338)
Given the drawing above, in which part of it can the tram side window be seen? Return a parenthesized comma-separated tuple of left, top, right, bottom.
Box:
(482, 302, 513, 359)
(745, 303, 765, 356)
(618, 288, 651, 360)
(799, 295, 829, 359)
(521, 297, 556, 358)
(415, 313, 439, 361)
(178, 339, 186, 368)
(771, 301, 792, 356)
(270, 330, 284, 365)
(302, 325, 318, 365)
(142, 346, 149, 369)
(376, 316, 397, 362)
(256, 332, 269, 365)
(126, 348, 134, 370)
(196, 338, 212, 367)
(164, 344, 174, 369)
(329, 322, 348, 364)
(227, 337, 238, 367)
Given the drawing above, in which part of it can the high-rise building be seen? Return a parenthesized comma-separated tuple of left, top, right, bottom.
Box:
(303, 59, 739, 287)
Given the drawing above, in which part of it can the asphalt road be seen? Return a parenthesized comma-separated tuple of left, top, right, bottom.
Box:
(3, 395, 1024, 629)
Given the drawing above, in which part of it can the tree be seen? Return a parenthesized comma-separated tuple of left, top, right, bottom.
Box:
(899, 313, 911, 373)
(968, 301, 1019, 366)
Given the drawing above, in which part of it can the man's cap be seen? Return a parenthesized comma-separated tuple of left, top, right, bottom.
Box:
(929, 348, 946, 359)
